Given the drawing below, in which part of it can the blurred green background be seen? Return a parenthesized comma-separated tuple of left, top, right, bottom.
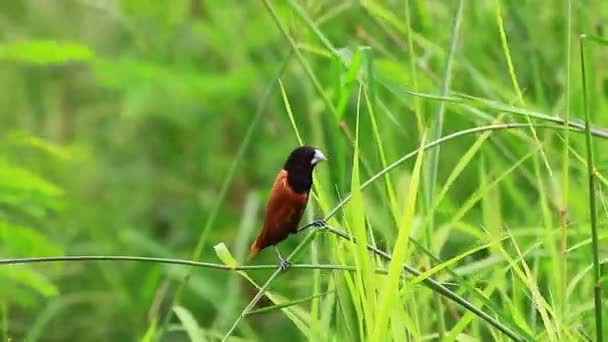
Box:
(1, 0, 607, 341)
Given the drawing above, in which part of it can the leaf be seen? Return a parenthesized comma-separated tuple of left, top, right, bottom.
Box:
(346, 87, 376, 337)
(373, 130, 426, 341)
(93, 58, 255, 100)
(212, 242, 237, 266)
(7, 131, 75, 161)
(279, 79, 304, 145)
(0, 159, 65, 214)
(140, 318, 157, 342)
(0, 40, 93, 64)
(375, 59, 411, 89)
(360, 1, 407, 35)
(0, 220, 63, 256)
(213, 242, 255, 285)
(0, 159, 63, 197)
(173, 305, 205, 342)
(0, 220, 62, 303)
(408, 241, 501, 286)
(247, 292, 331, 316)
(363, 51, 399, 226)
(0, 267, 58, 298)
(427, 116, 502, 223)
(287, 0, 336, 53)
(0, 191, 64, 217)
(335, 49, 362, 121)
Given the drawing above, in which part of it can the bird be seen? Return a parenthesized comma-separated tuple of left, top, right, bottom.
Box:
(248, 145, 327, 271)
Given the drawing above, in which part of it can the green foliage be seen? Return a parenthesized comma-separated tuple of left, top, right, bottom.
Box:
(0, 137, 65, 309)
(0, 40, 92, 64)
(173, 306, 205, 342)
(1, 0, 608, 341)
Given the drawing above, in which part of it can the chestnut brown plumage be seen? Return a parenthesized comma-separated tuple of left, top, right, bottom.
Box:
(248, 145, 326, 271)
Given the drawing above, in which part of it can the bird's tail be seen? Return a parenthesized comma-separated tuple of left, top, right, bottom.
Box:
(248, 241, 260, 262)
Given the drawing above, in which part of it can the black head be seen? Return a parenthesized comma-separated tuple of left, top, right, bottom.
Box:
(282, 145, 327, 194)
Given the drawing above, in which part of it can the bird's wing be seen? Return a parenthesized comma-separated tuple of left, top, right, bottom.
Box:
(249, 170, 308, 258)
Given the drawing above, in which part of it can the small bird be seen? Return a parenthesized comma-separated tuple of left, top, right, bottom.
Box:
(248, 145, 327, 271)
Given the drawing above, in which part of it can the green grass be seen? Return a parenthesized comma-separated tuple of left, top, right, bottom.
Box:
(1, 1, 608, 341)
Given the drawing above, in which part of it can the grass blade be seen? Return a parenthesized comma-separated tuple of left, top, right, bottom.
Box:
(263, 0, 337, 115)
(579, 34, 603, 342)
(373, 130, 426, 341)
(246, 292, 330, 316)
(279, 78, 304, 145)
(424, 0, 464, 236)
(559, 0, 573, 321)
(345, 85, 376, 337)
(173, 306, 205, 342)
(363, 49, 399, 225)
(495, 0, 552, 178)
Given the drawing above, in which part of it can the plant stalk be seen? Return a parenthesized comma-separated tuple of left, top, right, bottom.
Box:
(579, 34, 603, 342)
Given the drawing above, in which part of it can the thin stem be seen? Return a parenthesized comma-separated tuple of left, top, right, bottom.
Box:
(425, 1, 464, 337)
(426, 0, 464, 219)
(405, 0, 425, 134)
(263, 0, 337, 116)
(323, 122, 585, 221)
(559, 0, 572, 320)
(1, 302, 7, 342)
(401, 88, 608, 139)
(579, 34, 603, 342)
(496, 0, 552, 178)
(0, 255, 388, 274)
(495, 0, 524, 105)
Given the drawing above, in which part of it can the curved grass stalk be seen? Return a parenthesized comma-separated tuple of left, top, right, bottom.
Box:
(401, 89, 608, 139)
(323, 122, 588, 221)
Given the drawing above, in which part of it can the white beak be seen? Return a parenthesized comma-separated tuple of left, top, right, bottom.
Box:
(311, 149, 327, 165)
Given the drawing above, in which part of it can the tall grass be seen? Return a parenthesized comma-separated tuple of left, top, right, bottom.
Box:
(1, 1, 607, 341)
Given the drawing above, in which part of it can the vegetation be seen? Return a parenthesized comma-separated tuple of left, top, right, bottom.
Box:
(1, 0, 607, 341)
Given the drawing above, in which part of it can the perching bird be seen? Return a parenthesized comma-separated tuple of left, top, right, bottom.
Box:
(248, 145, 327, 271)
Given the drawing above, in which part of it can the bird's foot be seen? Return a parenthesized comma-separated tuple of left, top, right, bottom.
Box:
(278, 258, 292, 272)
(311, 219, 327, 230)
(274, 246, 291, 272)
(296, 219, 327, 233)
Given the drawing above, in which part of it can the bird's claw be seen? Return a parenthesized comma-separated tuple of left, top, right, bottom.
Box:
(279, 258, 292, 272)
(311, 219, 327, 230)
